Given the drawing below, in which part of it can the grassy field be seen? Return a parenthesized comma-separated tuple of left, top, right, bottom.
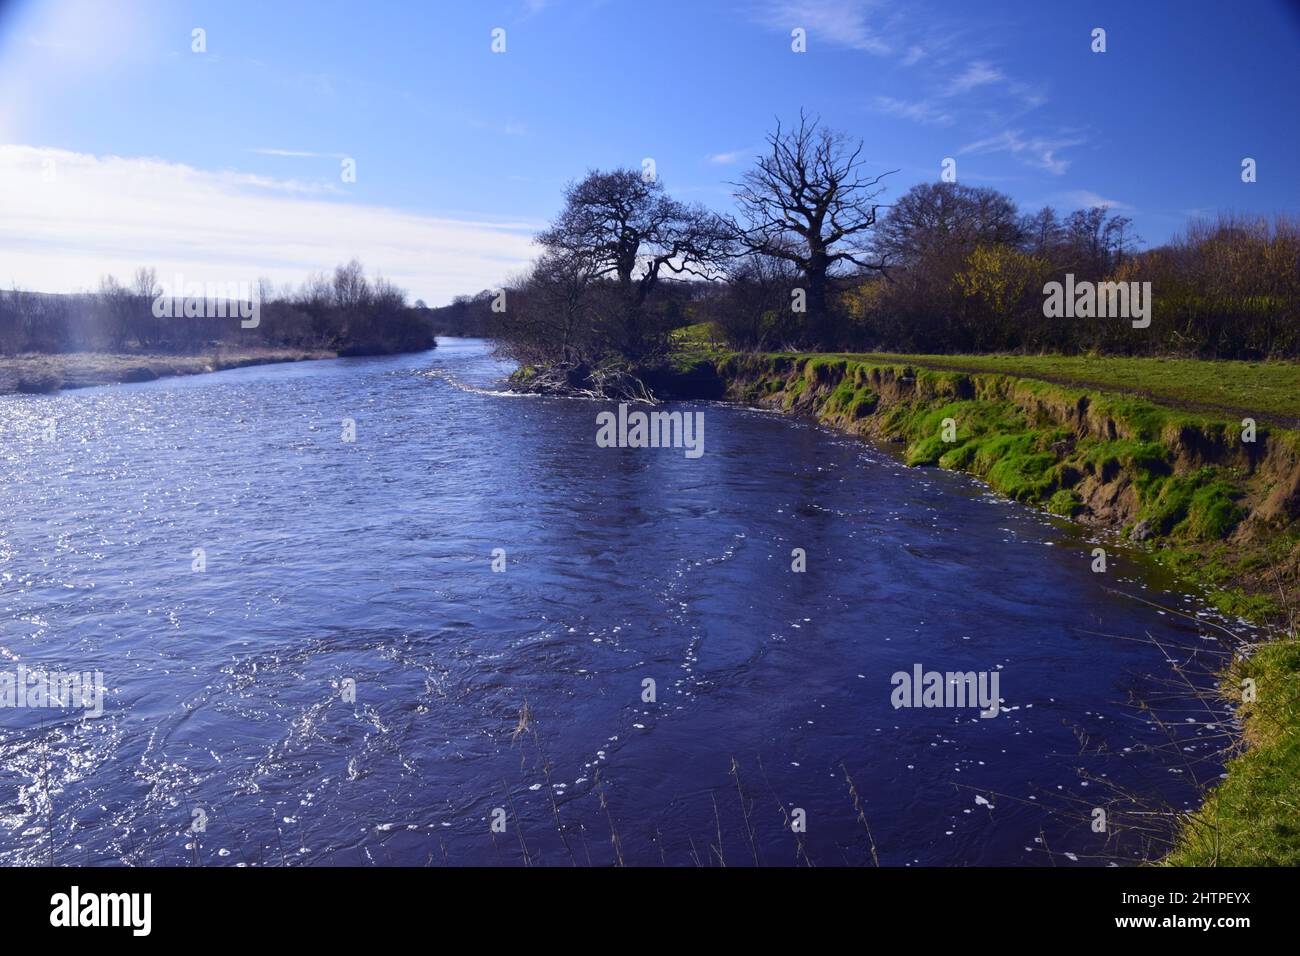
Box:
(839, 352, 1300, 426)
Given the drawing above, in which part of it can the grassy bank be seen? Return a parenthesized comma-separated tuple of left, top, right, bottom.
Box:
(0, 348, 336, 396)
(808, 352, 1300, 427)
(685, 346, 1300, 866)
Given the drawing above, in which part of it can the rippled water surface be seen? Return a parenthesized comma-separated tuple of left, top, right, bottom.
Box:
(0, 339, 1229, 866)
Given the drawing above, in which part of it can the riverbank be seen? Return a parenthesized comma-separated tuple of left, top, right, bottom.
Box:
(0, 348, 337, 396)
(666, 348, 1300, 866)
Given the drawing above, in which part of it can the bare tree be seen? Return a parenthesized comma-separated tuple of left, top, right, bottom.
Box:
(730, 112, 895, 345)
(1103, 213, 1140, 268)
(714, 254, 801, 350)
(490, 252, 594, 368)
(132, 267, 158, 301)
(332, 258, 371, 312)
(1063, 207, 1139, 276)
(97, 275, 134, 351)
(132, 266, 160, 347)
(1020, 206, 1064, 259)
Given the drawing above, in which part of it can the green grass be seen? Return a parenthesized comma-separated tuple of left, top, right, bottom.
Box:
(665, 322, 728, 372)
(1046, 488, 1085, 517)
(669, 321, 720, 347)
(821, 377, 879, 420)
(1138, 469, 1247, 539)
(818, 352, 1300, 424)
(1164, 638, 1300, 866)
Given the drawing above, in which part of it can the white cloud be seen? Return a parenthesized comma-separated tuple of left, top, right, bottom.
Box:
(957, 130, 1084, 175)
(755, 0, 892, 54)
(947, 60, 1004, 95)
(247, 148, 348, 159)
(1061, 190, 1133, 211)
(873, 95, 954, 126)
(705, 148, 754, 164)
(0, 146, 538, 305)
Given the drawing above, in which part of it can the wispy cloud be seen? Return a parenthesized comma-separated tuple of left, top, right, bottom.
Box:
(946, 60, 1004, 96)
(248, 148, 348, 159)
(958, 130, 1084, 175)
(752, 5, 1065, 175)
(873, 95, 954, 127)
(754, 0, 893, 55)
(0, 146, 537, 305)
(900, 44, 926, 66)
(705, 148, 756, 165)
(1060, 190, 1133, 211)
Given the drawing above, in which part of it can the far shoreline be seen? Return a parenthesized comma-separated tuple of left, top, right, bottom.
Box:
(0, 347, 389, 397)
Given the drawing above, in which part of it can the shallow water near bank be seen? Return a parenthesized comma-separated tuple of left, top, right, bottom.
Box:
(0, 338, 1231, 866)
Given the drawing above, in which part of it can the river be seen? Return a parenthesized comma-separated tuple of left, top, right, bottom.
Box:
(0, 338, 1230, 866)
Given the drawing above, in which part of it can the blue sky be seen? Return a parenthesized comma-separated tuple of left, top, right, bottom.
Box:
(1, 0, 1297, 303)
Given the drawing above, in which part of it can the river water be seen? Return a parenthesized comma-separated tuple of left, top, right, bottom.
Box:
(0, 338, 1231, 866)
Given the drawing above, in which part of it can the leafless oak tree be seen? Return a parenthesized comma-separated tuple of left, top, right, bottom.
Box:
(730, 112, 895, 345)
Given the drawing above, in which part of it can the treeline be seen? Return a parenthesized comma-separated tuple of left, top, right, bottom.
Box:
(0, 259, 436, 357)
(424, 291, 500, 338)
(826, 202, 1297, 357)
(485, 112, 1299, 375)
